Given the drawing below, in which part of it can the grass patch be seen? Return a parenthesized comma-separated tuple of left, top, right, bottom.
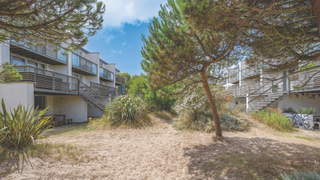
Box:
(0, 142, 86, 164)
(294, 136, 314, 141)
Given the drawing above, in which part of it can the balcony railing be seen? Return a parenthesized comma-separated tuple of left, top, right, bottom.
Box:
(10, 41, 68, 64)
(230, 66, 320, 97)
(13, 65, 79, 94)
(99, 67, 114, 81)
(90, 82, 117, 97)
(115, 75, 125, 85)
(72, 53, 97, 75)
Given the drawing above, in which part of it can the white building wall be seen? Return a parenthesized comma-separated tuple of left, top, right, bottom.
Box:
(279, 93, 320, 116)
(88, 104, 104, 117)
(0, 41, 10, 65)
(53, 95, 88, 122)
(104, 64, 116, 88)
(0, 82, 34, 111)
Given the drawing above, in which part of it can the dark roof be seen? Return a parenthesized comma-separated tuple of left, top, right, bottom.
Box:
(116, 68, 120, 72)
(99, 58, 108, 64)
(79, 47, 90, 53)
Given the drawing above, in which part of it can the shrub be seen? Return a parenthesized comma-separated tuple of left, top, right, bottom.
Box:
(283, 107, 296, 113)
(251, 108, 293, 131)
(281, 170, 320, 180)
(104, 95, 151, 127)
(153, 111, 172, 121)
(173, 113, 249, 133)
(298, 107, 316, 115)
(0, 99, 51, 150)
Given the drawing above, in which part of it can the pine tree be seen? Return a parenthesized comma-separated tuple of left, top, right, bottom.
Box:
(141, 0, 242, 139)
(0, 0, 105, 50)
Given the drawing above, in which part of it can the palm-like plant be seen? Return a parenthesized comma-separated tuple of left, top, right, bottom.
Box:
(0, 99, 52, 149)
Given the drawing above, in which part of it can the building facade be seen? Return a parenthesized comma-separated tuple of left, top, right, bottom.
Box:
(224, 60, 320, 121)
(0, 41, 126, 122)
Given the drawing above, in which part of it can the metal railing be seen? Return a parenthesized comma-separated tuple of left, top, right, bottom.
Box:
(11, 41, 67, 63)
(90, 82, 117, 97)
(72, 53, 97, 74)
(14, 65, 79, 93)
(115, 75, 125, 85)
(99, 67, 114, 81)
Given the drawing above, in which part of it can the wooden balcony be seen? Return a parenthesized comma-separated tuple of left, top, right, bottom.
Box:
(14, 65, 79, 95)
(90, 82, 117, 97)
(72, 53, 97, 75)
(115, 75, 125, 86)
(99, 67, 114, 82)
(10, 41, 67, 65)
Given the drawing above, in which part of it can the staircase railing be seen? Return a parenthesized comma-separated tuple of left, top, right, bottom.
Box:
(78, 81, 112, 112)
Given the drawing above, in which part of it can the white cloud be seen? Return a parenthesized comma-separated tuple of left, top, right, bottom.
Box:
(104, 35, 115, 44)
(122, 41, 127, 45)
(111, 50, 123, 54)
(101, 0, 168, 28)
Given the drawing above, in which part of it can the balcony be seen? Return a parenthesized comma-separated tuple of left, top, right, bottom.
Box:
(10, 41, 67, 65)
(115, 75, 125, 86)
(14, 65, 79, 95)
(99, 67, 114, 82)
(72, 53, 97, 75)
(241, 68, 260, 80)
(90, 82, 117, 97)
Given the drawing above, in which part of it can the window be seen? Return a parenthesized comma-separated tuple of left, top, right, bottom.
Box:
(100, 62, 103, 67)
(72, 53, 80, 67)
(28, 60, 37, 67)
(57, 49, 67, 62)
(11, 56, 25, 65)
(35, 96, 46, 110)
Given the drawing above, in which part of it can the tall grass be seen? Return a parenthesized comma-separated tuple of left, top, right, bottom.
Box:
(104, 95, 151, 127)
(251, 108, 293, 131)
(0, 99, 52, 150)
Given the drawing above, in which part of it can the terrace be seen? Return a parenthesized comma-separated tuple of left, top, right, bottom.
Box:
(10, 41, 68, 65)
(72, 53, 97, 75)
(115, 74, 125, 86)
(14, 65, 79, 95)
(99, 67, 114, 82)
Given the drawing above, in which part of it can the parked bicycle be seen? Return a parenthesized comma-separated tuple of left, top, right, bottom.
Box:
(285, 113, 314, 130)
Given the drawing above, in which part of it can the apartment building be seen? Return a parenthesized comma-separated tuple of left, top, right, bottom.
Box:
(224, 60, 320, 120)
(0, 41, 126, 122)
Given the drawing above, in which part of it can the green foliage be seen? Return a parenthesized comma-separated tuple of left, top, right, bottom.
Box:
(298, 107, 316, 115)
(301, 63, 317, 71)
(0, 99, 51, 150)
(126, 74, 179, 111)
(281, 170, 320, 180)
(173, 85, 248, 133)
(103, 95, 151, 127)
(0, 0, 105, 50)
(173, 113, 248, 133)
(283, 107, 296, 113)
(251, 108, 293, 131)
(0, 63, 23, 83)
(119, 72, 132, 90)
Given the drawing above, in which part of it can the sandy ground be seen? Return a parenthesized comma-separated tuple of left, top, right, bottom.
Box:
(1, 115, 320, 180)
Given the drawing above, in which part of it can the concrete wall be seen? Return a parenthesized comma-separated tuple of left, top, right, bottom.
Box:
(88, 104, 104, 117)
(53, 95, 88, 122)
(279, 93, 320, 116)
(86, 52, 100, 84)
(0, 82, 34, 111)
(0, 41, 10, 65)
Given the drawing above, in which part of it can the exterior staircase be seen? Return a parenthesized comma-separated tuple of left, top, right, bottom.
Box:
(78, 81, 116, 113)
(251, 91, 289, 112)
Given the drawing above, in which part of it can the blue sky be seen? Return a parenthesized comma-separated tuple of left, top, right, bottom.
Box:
(84, 0, 168, 75)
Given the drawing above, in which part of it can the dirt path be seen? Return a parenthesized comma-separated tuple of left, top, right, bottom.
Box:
(1, 115, 320, 180)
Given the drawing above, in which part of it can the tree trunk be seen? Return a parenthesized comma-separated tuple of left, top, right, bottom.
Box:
(200, 71, 223, 138)
(309, 0, 320, 36)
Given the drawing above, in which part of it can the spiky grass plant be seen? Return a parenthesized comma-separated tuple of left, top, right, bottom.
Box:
(0, 99, 52, 150)
(104, 95, 151, 127)
(281, 170, 320, 180)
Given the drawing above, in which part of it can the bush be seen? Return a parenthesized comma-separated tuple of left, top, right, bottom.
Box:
(173, 113, 248, 133)
(298, 107, 316, 115)
(283, 107, 296, 113)
(281, 170, 320, 180)
(251, 108, 293, 131)
(0, 99, 51, 150)
(103, 95, 151, 127)
(153, 111, 172, 121)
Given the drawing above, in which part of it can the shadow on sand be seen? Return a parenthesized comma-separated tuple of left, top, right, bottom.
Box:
(184, 136, 320, 180)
